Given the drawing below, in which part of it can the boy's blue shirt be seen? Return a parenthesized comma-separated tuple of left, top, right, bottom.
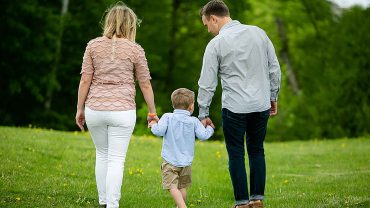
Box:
(151, 109, 214, 167)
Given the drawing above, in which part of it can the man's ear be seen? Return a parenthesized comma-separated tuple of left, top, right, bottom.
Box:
(210, 15, 217, 23)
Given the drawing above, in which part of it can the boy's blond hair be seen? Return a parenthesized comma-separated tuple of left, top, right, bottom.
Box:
(102, 2, 139, 41)
(171, 88, 195, 110)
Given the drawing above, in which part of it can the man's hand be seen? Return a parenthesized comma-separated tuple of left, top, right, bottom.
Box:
(200, 117, 215, 129)
(270, 101, 278, 116)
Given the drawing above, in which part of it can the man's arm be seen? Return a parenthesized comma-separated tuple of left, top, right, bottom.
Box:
(197, 41, 219, 119)
(266, 36, 281, 103)
(266, 36, 281, 116)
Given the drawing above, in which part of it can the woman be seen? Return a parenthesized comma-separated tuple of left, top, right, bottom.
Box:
(75, 2, 158, 208)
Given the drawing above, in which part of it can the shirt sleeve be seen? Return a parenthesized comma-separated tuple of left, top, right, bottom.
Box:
(266, 35, 281, 101)
(80, 42, 94, 74)
(197, 40, 219, 118)
(151, 114, 169, 137)
(194, 118, 214, 141)
(134, 45, 152, 82)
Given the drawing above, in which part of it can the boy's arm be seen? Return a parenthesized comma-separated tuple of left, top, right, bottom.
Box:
(194, 118, 214, 141)
(150, 114, 169, 137)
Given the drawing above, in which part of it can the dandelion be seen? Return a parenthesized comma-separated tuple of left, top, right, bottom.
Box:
(272, 175, 275, 179)
(216, 151, 221, 159)
(284, 179, 289, 184)
(15, 197, 21, 201)
(47, 196, 52, 199)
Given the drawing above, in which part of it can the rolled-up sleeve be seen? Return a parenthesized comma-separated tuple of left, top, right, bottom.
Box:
(266, 36, 281, 101)
(80, 42, 94, 74)
(197, 41, 219, 118)
(134, 45, 151, 82)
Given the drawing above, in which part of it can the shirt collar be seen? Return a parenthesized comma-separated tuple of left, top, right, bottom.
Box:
(220, 20, 240, 34)
(173, 109, 191, 116)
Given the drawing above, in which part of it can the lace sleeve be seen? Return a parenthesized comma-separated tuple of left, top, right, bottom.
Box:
(80, 42, 94, 74)
(134, 45, 151, 82)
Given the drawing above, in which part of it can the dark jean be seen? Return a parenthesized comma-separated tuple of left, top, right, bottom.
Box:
(222, 108, 269, 204)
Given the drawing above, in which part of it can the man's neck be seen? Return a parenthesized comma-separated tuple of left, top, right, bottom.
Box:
(218, 17, 232, 30)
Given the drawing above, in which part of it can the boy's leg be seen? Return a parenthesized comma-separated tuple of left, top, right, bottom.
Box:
(179, 188, 187, 201)
(169, 188, 187, 208)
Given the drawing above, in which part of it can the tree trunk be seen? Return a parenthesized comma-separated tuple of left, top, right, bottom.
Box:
(167, 0, 180, 85)
(45, 0, 69, 110)
(275, 16, 300, 95)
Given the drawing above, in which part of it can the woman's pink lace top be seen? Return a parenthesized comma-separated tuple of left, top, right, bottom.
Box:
(80, 36, 151, 111)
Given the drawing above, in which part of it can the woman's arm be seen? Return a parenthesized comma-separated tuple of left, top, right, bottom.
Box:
(138, 80, 158, 122)
(75, 73, 93, 130)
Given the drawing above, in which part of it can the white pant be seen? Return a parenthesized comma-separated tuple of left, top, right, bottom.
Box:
(85, 107, 136, 208)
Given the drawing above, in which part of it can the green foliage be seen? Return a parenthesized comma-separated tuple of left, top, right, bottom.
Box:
(0, 0, 369, 140)
(1, 127, 369, 207)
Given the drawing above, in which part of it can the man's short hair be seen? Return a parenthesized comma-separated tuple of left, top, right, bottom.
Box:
(171, 88, 195, 110)
(200, 0, 229, 18)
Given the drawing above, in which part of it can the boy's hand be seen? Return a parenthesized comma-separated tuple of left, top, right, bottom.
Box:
(148, 120, 157, 128)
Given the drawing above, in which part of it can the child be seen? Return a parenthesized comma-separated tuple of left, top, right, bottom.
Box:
(149, 88, 214, 208)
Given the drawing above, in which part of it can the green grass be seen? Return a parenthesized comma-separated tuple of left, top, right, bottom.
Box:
(0, 126, 369, 208)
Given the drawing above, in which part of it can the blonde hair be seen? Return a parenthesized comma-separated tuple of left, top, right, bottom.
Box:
(102, 2, 140, 41)
(171, 88, 195, 110)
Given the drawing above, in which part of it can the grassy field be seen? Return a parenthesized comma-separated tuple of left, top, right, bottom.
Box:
(0, 126, 369, 208)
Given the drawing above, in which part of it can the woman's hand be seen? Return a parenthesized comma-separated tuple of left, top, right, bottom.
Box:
(75, 109, 85, 131)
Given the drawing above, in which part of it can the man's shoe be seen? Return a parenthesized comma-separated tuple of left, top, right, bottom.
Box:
(248, 200, 263, 208)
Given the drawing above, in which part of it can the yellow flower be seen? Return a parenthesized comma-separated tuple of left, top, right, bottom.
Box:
(216, 151, 222, 159)
(284, 179, 289, 184)
(16, 197, 21, 201)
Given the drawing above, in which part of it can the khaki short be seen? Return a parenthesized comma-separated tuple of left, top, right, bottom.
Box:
(161, 160, 192, 189)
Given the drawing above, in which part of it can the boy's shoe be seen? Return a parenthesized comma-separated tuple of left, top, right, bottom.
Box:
(232, 204, 249, 208)
(248, 200, 263, 208)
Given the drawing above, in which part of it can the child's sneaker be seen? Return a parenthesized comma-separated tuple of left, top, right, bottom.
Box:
(248, 200, 263, 208)
(232, 204, 249, 208)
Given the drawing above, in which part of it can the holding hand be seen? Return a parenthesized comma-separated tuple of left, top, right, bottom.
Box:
(148, 120, 157, 128)
(147, 113, 159, 128)
(200, 117, 215, 129)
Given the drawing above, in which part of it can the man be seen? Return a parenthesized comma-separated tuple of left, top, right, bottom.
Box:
(197, 1, 281, 208)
